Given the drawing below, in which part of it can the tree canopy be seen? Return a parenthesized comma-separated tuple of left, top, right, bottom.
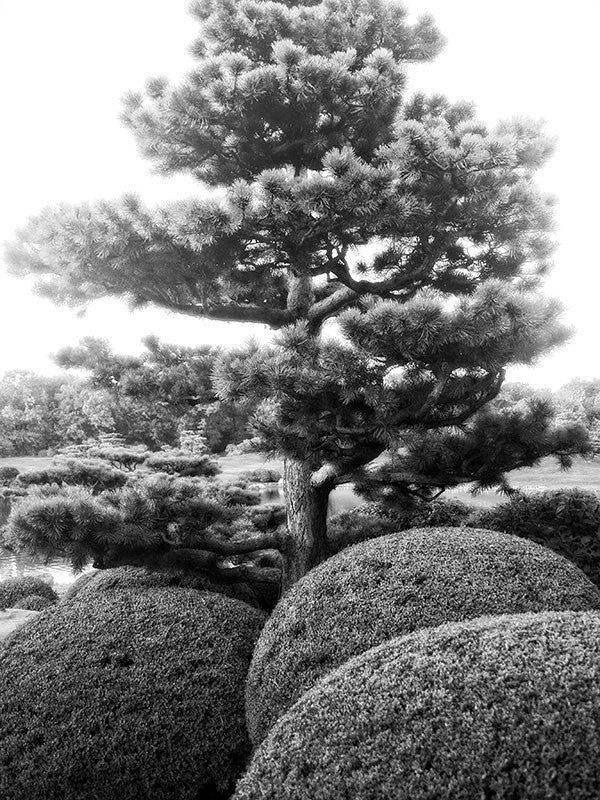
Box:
(5, 0, 586, 586)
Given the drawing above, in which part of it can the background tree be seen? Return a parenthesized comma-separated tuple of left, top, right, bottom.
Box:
(56, 336, 253, 451)
(0, 372, 68, 456)
(6, 0, 586, 589)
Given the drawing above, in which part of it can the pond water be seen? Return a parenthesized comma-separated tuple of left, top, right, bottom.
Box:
(0, 483, 364, 589)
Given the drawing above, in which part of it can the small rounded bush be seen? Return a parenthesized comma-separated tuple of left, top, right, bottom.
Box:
(0, 576, 58, 608)
(0, 586, 266, 800)
(0, 466, 19, 485)
(235, 611, 600, 800)
(14, 593, 55, 611)
(246, 527, 600, 744)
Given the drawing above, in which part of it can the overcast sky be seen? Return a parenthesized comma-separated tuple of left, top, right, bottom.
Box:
(0, 0, 598, 387)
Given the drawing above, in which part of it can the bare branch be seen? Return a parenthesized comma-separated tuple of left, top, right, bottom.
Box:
(156, 298, 291, 327)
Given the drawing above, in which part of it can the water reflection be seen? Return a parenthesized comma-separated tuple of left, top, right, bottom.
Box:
(0, 482, 363, 589)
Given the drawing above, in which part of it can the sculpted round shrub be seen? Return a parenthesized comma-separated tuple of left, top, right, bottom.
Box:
(0, 586, 266, 800)
(0, 576, 57, 608)
(246, 527, 600, 745)
(235, 611, 600, 800)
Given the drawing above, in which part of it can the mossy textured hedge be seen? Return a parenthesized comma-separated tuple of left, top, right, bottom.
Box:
(0, 576, 57, 608)
(246, 527, 600, 745)
(235, 611, 600, 800)
(0, 585, 265, 800)
(62, 565, 261, 608)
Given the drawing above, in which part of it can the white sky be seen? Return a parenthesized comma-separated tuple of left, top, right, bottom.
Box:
(0, 0, 598, 387)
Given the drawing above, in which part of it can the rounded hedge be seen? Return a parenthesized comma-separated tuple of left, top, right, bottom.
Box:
(0, 585, 266, 800)
(62, 565, 261, 609)
(246, 527, 600, 744)
(0, 576, 58, 608)
(235, 611, 600, 800)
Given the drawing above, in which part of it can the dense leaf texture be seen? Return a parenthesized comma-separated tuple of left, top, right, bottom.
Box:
(0, 586, 265, 800)
(236, 611, 600, 800)
(245, 527, 600, 744)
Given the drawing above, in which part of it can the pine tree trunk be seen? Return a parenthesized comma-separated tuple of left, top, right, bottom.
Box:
(280, 457, 331, 593)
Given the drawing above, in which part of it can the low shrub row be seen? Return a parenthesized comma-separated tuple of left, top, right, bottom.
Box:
(239, 469, 282, 484)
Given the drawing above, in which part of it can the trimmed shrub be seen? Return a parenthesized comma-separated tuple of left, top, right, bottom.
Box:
(62, 566, 262, 609)
(0, 576, 58, 608)
(17, 458, 128, 492)
(246, 527, 600, 745)
(14, 593, 55, 611)
(144, 451, 220, 477)
(326, 498, 471, 554)
(469, 488, 600, 585)
(235, 611, 600, 800)
(0, 466, 19, 485)
(0, 586, 266, 800)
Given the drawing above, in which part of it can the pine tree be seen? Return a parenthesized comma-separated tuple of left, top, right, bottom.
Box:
(6, 0, 586, 590)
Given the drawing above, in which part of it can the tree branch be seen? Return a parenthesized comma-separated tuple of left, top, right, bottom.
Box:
(155, 297, 291, 327)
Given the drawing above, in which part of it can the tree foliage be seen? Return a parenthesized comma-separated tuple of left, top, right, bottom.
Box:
(5, 0, 587, 584)
(3, 472, 283, 608)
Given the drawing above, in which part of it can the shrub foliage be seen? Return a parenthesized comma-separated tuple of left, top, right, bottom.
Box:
(0, 576, 58, 609)
(470, 488, 600, 585)
(0, 585, 265, 800)
(235, 611, 600, 800)
(246, 527, 600, 745)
